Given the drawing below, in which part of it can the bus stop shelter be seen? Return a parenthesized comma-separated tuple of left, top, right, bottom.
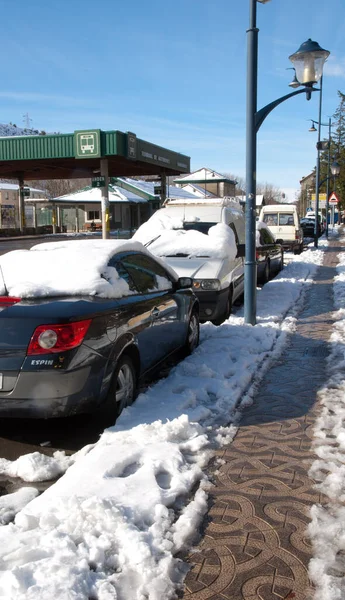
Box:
(0, 128, 190, 237)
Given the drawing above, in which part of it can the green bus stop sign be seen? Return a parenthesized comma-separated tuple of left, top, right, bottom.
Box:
(75, 130, 101, 158)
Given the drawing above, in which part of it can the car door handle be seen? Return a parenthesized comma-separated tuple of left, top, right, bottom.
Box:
(151, 307, 160, 319)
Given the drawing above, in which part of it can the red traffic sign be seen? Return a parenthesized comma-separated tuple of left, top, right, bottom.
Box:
(328, 192, 339, 204)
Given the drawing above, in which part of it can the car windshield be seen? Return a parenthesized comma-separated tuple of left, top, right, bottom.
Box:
(162, 222, 217, 256)
(182, 222, 217, 235)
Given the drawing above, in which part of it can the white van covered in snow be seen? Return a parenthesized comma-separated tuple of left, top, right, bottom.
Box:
(133, 197, 245, 325)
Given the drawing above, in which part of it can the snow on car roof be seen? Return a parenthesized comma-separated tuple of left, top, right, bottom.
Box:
(0, 239, 177, 299)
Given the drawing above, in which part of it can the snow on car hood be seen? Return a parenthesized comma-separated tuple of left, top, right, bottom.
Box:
(163, 257, 224, 279)
(137, 223, 237, 261)
(0, 239, 176, 299)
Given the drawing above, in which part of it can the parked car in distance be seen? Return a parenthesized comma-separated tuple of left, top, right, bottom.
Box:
(300, 217, 321, 238)
(133, 197, 246, 326)
(0, 240, 199, 419)
(259, 204, 303, 254)
(256, 221, 284, 283)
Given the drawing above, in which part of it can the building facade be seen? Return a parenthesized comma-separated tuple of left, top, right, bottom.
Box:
(174, 168, 237, 197)
(0, 183, 46, 230)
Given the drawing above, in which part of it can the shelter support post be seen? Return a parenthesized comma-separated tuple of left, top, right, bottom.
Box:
(18, 176, 25, 233)
(52, 203, 57, 234)
(75, 207, 79, 233)
(101, 158, 110, 240)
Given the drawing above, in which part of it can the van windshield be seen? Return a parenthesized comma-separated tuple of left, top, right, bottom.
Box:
(262, 213, 294, 226)
(263, 214, 278, 226)
(279, 213, 294, 226)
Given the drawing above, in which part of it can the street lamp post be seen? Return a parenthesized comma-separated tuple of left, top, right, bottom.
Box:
(313, 76, 323, 247)
(309, 114, 331, 238)
(245, 0, 330, 325)
(309, 118, 340, 238)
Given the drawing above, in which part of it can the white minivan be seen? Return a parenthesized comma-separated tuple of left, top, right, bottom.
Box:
(133, 197, 245, 325)
(259, 204, 303, 254)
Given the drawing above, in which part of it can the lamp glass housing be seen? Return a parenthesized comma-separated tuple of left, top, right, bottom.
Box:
(289, 39, 330, 85)
(331, 161, 341, 176)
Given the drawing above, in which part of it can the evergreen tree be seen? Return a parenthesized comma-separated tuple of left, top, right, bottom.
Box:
(330, 91, 345, 209)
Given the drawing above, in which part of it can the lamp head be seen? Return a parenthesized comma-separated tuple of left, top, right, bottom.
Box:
(331, 160, 341, 177)
(309, 121, 317, 132)
(289, 39, 330, 85)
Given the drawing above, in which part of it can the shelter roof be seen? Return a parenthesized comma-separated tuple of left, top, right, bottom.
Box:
(0, 129, 190, 181)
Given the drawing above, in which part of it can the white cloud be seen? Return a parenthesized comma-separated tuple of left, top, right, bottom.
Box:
(324, 56, 345, 78)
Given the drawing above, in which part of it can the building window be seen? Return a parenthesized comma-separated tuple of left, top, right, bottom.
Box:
(87, 210, 100, 220)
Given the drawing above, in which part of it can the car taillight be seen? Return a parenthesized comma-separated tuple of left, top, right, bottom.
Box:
(27, 319, 92, 355)
(0, 296, 21, 306)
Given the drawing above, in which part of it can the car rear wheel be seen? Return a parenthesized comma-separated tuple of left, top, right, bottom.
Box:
(107, 355, 137, 420)
(184, 310, 200, 355)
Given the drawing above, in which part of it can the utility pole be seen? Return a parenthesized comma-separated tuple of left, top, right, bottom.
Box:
(22, 113, 32, 129)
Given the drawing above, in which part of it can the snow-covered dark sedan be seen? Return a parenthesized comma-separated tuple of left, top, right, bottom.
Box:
(256, 222, 284, 283)
(0, 240, 199, 419)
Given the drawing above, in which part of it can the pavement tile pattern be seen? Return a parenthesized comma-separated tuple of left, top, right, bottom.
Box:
(181, 239, 342, 600)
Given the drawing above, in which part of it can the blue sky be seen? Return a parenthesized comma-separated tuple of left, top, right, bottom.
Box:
(0, 0, 344, 200)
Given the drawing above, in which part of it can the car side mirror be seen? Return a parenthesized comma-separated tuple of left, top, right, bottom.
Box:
(236, 244, 245, 258)
(177, 277, 193, 289)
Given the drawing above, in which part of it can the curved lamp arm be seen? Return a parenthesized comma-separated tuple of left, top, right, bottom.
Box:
(255, 88, 319, 133)
(319, 176, 329, 189)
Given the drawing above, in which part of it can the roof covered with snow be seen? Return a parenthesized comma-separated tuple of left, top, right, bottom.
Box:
(174, 168, 237, 185)
(116, 177, 198, 200)
(236, 194, 265, 206)
(0, 182, 46, 193)
(53, 184, 147, 204)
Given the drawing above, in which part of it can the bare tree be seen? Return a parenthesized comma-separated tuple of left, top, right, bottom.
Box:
(256, 182, 283, 204)
(26, 178, 91, 198)
(225, 173, 282, 201)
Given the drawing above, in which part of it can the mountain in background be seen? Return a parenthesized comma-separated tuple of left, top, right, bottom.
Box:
(0, 123, 45, 137)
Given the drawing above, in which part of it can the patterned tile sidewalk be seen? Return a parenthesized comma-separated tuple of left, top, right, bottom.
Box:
(180, 237, 343, 600)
